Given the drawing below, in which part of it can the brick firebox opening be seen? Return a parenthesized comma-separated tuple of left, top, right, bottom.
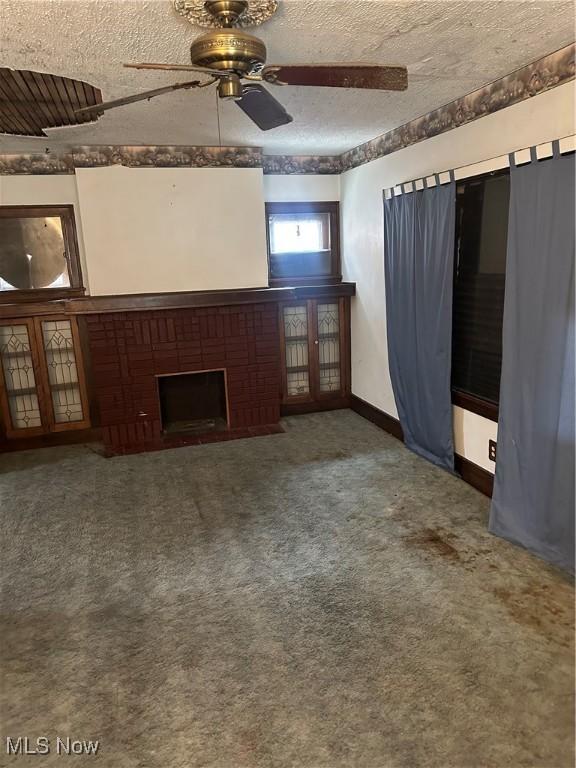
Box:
(157, 369, 228, 436)
(86, 303, 282, 453)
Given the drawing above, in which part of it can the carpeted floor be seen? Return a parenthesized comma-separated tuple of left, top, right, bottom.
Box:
(0, 410, 573, 767)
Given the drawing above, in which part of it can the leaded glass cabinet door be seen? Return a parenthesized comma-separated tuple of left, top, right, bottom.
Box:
(315, 300, 344, 397)
(280, 303, 314, 402)
(0, 320, 46, 437)
(35, 316, 90, 432)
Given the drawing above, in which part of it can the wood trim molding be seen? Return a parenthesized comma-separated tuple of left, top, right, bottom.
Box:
(281, 397, 350, 416)
(0, 282, 356, 320)
(454, 454, 494, 498)
(0, 204, 85, 298)
(350, 394, 404, 440)
(0, 426, 102, 453)
(265, 201, 341, 286)
(452, 389, 499, 422)
(350, 394, 494, 498)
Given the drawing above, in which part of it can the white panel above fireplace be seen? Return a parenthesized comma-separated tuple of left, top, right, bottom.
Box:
(75, 166, 269, 296)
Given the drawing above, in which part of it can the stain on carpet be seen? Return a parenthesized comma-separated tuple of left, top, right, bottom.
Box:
(493, 583, 574, 647)
(0, 410, 573, 768)
(402, 526, 462, 562)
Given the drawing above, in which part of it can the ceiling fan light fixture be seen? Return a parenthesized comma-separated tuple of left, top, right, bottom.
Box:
(217, 75, 243, 100)
(68, 3, 409, 136)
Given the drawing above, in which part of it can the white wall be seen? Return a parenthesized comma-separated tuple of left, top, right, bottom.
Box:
(0, 169, 340, 298)
(340, 82, 575, 472)
(0, 174, 89, 290)
(75, 166, 269, 295)
(263, 174, 340, 202)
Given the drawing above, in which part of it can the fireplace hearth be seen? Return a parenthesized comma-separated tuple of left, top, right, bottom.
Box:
(158, 370, 228, 436)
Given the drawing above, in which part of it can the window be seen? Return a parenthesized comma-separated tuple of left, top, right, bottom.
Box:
(452, 170, 510, 420)
(265, 202, 341, 286)
(0, 205, 84, 300)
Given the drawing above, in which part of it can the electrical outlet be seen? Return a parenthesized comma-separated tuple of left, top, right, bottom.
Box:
(489, 440, 497, 462)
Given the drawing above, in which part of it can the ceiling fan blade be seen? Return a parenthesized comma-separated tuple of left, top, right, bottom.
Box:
(74, 80, 207, 116)
(124, 62, 224, 77)
(262, 64, 408, 91)
(236, 84, 293, 131)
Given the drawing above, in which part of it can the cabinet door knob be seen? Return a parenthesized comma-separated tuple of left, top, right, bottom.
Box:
(314, 339, 319, 345)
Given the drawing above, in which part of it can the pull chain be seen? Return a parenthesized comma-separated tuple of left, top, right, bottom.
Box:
(215, 89, 222, 148)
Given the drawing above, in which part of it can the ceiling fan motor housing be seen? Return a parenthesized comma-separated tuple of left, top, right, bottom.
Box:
(190, 29, 267, 74)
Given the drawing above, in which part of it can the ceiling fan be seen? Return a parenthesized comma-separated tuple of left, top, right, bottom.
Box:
(76, 0, 408, 131)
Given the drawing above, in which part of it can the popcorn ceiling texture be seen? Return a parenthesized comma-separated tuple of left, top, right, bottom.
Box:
(0, 43, 573, 175)
(0, 0, 574, 155)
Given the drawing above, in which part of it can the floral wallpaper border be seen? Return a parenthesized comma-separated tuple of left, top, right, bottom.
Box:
(340, 43, 575, 171)
(0, 145, 263, 175)
(0, 44, 573, 176)
(262, 155, 341, 175)
(73, 145, 263, 169)
(0, 153, 75, 175)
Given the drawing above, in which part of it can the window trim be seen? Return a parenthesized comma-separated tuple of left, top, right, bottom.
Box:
(0, 204, 85, 303)
(452, 389, 499, 422)
(451, 167, 509, 422)
(265, 201, 341, 287)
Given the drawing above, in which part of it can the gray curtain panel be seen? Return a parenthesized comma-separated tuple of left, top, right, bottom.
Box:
(383, 177, 456, 471)
(490, 143, 575, 573)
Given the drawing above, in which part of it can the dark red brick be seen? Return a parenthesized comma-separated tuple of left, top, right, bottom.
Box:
(88, 303, 282, 454)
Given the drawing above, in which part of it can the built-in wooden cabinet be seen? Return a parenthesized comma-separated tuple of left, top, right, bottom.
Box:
(279, 297, 350, 411)
(0, 316, 90, 439)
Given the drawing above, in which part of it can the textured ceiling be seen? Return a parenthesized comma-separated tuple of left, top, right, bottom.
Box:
(0, 0, 574, 155)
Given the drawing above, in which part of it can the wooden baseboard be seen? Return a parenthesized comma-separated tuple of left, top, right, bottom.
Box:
(0, 427, 103, 453)
(350, 394, 493, 498)
(281, 397, 351, 416)
(454, 454, 494, 498)
(350, 394, 404, 440)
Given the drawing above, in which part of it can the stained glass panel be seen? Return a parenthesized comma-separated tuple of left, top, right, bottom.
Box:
(287, 370, 310, 397)
(283, 305, 310, 397)
(0, 324, 42, 429)
(41, 320, 84, 423)
(283, 305, 308, 338)
(317, 302, 341, 393)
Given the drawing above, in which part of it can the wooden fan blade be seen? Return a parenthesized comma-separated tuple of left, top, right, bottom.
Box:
(236, 84, 293, 131)
(124, 62, 225, 77)
(74, 80, 206, 116)
(262, 64, 408, 91)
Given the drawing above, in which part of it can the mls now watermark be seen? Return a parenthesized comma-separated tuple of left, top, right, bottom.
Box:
(6, 736, 100, 756)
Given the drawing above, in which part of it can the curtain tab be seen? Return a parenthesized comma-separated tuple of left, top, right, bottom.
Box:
(434, 173, 441, 187)
(509, 151, 517, 168)
(449, 169, 455, 182)
(422, 177, 428, 189)
(552, 139, 561, 157)
(530, 146, 538, 163)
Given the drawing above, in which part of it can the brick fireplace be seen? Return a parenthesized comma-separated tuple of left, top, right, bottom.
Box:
(85, 302, 282, 454)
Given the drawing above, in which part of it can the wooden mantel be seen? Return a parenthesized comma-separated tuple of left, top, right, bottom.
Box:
(0, 283, 356, 319)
